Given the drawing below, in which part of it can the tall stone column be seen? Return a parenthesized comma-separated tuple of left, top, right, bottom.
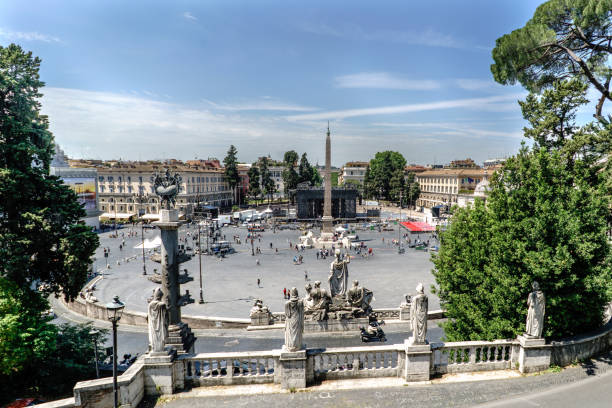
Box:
(322, 123, 333, 233)
(153, 209, 195, 354)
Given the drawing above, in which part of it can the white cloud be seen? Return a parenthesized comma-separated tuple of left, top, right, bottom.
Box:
(0, 27, 60, 43)
(287, 93, 525, 121)
(39, 87, 524, 166)
(335, 72, 440, 91)
(455, 78, 505, 91)
(182, 11, 197, 21)
(374, 121, 523, 139)
(300, 22, 475, 49)
(201, 98, 317, 112)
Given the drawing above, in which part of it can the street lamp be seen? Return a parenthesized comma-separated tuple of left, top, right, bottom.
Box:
(105, 295, 125, 408)
(197, 220, 204, 304)
(398, 191, 403, 254)
(89, 329, 100, 378)
(135, 193, 148, 275)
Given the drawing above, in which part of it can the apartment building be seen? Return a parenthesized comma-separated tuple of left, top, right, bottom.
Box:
(69, 159, 232, 220)
(415, 168, 489, 208)
(339, 161, 369, 186)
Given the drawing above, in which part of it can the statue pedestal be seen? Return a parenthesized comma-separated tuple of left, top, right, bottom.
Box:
(517, 335, 550, 373)
(304, 317, 368, 332)
(143, 351, 175, 395)
(399, 304, 411, 321)
(404, 339, 431, 382)
(277, 349, 307, 389)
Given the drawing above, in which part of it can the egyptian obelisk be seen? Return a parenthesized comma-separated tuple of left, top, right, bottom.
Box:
(321, 122, 333, 233)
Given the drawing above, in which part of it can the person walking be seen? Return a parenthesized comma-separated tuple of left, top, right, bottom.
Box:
(283, 287, 287, 299)
(304, 270, 308, 281)
(257, 278, 261, 287)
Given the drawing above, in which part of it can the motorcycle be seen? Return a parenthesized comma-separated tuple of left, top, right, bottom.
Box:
(360, 318, 386, 342)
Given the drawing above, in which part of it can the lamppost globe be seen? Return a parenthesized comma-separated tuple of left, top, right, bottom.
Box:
(106, 295, 125, 322)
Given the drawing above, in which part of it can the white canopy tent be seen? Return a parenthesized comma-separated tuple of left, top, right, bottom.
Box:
(133, 236, 162, 249)
(99, 212, 137, 220)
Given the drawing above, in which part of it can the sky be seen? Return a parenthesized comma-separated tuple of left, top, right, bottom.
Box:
(0, 0, 600, 166)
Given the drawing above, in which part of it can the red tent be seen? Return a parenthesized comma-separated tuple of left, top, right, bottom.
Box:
(400, 221, 435, 232)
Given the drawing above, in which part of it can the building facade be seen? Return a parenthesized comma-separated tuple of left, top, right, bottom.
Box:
(339, 161, 369, 186)
(415, 168, 489, 209)
(69, 160, 232, 220)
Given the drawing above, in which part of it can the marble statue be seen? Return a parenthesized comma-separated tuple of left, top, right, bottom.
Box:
(329, 249, 350, 297)
(249, 298, 272, 325)
(410, 283, 428, 345)
(284, 287, 304, 352)
(304, 281, 331, 321)
(148, 287, 169, 353)
(346, 280, 373, 316)
(525, 281, 545, 338)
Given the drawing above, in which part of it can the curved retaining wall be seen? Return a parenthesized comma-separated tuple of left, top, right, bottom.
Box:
(550, 320, 612, 366)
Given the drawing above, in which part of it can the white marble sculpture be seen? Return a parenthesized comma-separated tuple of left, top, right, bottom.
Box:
(525, 281, 545, 338)
(284, 287, 304, 352)
(328, 249, 350, 297)
(410, 283, 428, 345)
(148, 287, 169, 353)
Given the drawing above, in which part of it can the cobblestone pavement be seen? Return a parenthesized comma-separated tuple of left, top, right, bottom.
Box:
(92, 223, 439, 319)
(145, 352, 612, 408)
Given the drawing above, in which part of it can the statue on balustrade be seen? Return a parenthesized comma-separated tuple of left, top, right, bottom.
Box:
(346, 280, 373, 317)
(410, 283, 428, 345)
(329, 249, 350, 298)
(304, 281, 331, 321)
(284, 287, 304, 352)
(525, 281, 545, 338)
(147, 287, 169, 353)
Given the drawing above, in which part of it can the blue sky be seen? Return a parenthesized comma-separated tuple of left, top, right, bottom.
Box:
(1, 0, 594, 166)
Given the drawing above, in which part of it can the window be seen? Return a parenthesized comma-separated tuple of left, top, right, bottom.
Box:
(109, 186, 114, 193)
(118, 176, 122, 182)
(139, 176, 143, 183)
(108, 176, 114, 182)
(128, 186, 133, 193)
(98, 176, 104, 182)
(127, 176, 131, 183)
(119, 186, 123, 193)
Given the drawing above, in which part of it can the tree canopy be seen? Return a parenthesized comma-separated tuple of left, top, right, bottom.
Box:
(247, 165, 261, 200)
(282, 150, 299, 195)
(366, 151, 407, 200)
(0, 44, 98, 301)
(259, 157, 276, 202)
(491, 0, 612, 117)
(433, 146, 611, 341)
(0, 44, 102, 403)
(223, 145, 240, 203)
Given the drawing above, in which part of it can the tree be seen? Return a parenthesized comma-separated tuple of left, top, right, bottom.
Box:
(433, 146, 611, 341)
(247, 165, 261, 203)
(259, 157, 275, 204)
(404, 172, 421, 208)
(0, 44, 99, 402)
(281, 150, 299, 198)
(491, 0, 612, 117)
(0, 44, 98, 299)
(363, 165, 375, 199)
(368, 151, 407, 200)
(298, 153, 314, 185)
(311, 167, 323, 186)
(223, 145, 240, 204)
(389, 168, 405, 202)
(519, 79, 589, 151)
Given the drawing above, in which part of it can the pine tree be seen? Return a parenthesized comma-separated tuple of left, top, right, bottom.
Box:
(223, 145, 240, 204)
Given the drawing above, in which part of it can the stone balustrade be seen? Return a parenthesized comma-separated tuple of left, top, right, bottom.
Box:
(182, 351, 278, 387)
(311, 344, 404, 381)
(431, 340, 517, 374)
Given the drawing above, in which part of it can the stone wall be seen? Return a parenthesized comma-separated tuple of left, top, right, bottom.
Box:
(551, 320, 612, 366)
(72, 358, 145, 408)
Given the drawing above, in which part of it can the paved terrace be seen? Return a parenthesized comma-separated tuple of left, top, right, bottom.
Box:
(91, 223, 439, 319)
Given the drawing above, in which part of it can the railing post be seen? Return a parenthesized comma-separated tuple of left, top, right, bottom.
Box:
(403, 340, 432, 382)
